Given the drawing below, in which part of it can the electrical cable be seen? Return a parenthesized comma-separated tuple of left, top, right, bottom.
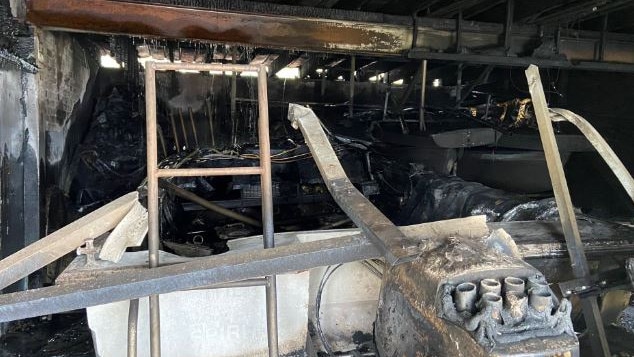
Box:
(316, 264, 343, 356)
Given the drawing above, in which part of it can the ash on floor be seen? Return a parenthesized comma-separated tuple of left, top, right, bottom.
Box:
(0, 313, 94, 357)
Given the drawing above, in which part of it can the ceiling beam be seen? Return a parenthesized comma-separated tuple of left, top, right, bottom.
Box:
(25, 0, 634, 71)
(26, 0, 411, 55)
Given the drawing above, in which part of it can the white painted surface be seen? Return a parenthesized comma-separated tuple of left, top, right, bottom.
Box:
(87, 271, 309, 357)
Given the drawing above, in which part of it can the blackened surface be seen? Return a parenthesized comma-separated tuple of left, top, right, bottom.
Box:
(67, 85, 145, 215)
(0, 314, 94, 357)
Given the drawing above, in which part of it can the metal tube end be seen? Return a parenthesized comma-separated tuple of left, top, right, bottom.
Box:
(479, 278, 501, 296)
(454, 282, 477, 313)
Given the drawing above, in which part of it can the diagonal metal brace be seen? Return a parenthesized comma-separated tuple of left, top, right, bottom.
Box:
(288, 104, 418, 265)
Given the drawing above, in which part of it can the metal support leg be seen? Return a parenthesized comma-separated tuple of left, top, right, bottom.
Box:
(349, 55, 355, 118)
(525, 64, 610, 357)
(145, 62, 162, 357)
(258, 67, 279, 357)
(419, 59, 427, 132)
(127, 299, 139, 357)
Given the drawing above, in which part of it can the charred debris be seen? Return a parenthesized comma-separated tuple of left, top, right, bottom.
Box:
(2, 1, 634, 356)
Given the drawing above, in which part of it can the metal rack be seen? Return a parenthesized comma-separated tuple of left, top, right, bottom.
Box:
(143, 61, 278, 357)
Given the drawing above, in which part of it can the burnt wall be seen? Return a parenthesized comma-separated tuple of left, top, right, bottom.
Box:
(35, 29, 99, 193)
(0, 0, 40, 292)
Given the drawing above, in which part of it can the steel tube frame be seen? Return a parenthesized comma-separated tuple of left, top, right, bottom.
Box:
(156, 167, 261, 178)
(144, 64, 161, 357)
(144, 61, 278, 356)
(0, 234, 378, 323)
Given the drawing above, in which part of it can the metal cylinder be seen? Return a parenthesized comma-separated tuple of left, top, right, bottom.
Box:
(454, 282, 477, 313)
(527, 275, 549, 294)
(481, 292, 503, 322)
(504, 277, 525, 294)
(529, 290, 553, 312)
(504, 291, 527, 320)
(479, 278, 501, 295)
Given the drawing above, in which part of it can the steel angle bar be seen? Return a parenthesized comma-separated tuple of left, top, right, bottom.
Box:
(525, 64, 610, 357)
(287, 104, 417, 265)
(0, 234, 378, 323)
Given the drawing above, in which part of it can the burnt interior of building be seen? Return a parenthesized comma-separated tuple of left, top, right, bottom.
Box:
(1, 0, 634, 356)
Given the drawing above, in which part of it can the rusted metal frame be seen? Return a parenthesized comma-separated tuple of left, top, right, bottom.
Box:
(288, 104, 415, 266)
(26, 0, 634, 69)
(408, 49, 634, 73)
(419, 59, 427, 132)
(256, 65, 279, 357)
(349, 55, 355, 118)
(144, 62, 161, 357)
(525, 65, 610, 357)
(26, 0, 411, 56)
(0, 234, 378, 323)
(156, 167, 261, 177)
(144, 61, 279, 356)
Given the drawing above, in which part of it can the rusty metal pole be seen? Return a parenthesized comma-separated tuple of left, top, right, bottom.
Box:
(525, 64, 610, 357)
(419, 59, 427, 132)
(144, 62, 162, 357)
(258, 67, 279, 357)
(168, 111, 180, 153)
(231, 49, 238, 146)
(349, 55, 355, 118)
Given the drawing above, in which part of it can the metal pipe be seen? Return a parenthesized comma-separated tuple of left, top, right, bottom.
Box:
(526, 275, 549, 294)
(206, 98, 215, 147)
(529, 290, 552, 312)
(144, 62, 161, 357)
(127, 298, 139, 357)
(188, 107, 199, 148)
(169, 110, 180, 153)
(480, 292, 503, 322)
(349, 55, 355, 118)
(231, 48, 238, 146)
(454, 282, 476, 312)
(178, 108, 189, 149)
(456, 63, 463, 104)
(157, 125, 167, 158)
(599, 14, 608, 61)
(159, 180, 262, 227)
(258, 66, 279, 357)
(153, 62, 261, 72)
(419, 59, 427, 132)
(503, 276, 525, 293)
(504, 291, 526, 320)
(479, 278, 501, 295)
(504, 0, 514, 53)
(156, 166, 261, 178)
(192, 278, 268, 290)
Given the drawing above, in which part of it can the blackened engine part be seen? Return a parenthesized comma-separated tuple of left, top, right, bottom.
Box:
(397, 172, 560, 224)
(375, 234, 578, 356)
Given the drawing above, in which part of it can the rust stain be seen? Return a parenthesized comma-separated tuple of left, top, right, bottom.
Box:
(26, 0, 409, 54)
